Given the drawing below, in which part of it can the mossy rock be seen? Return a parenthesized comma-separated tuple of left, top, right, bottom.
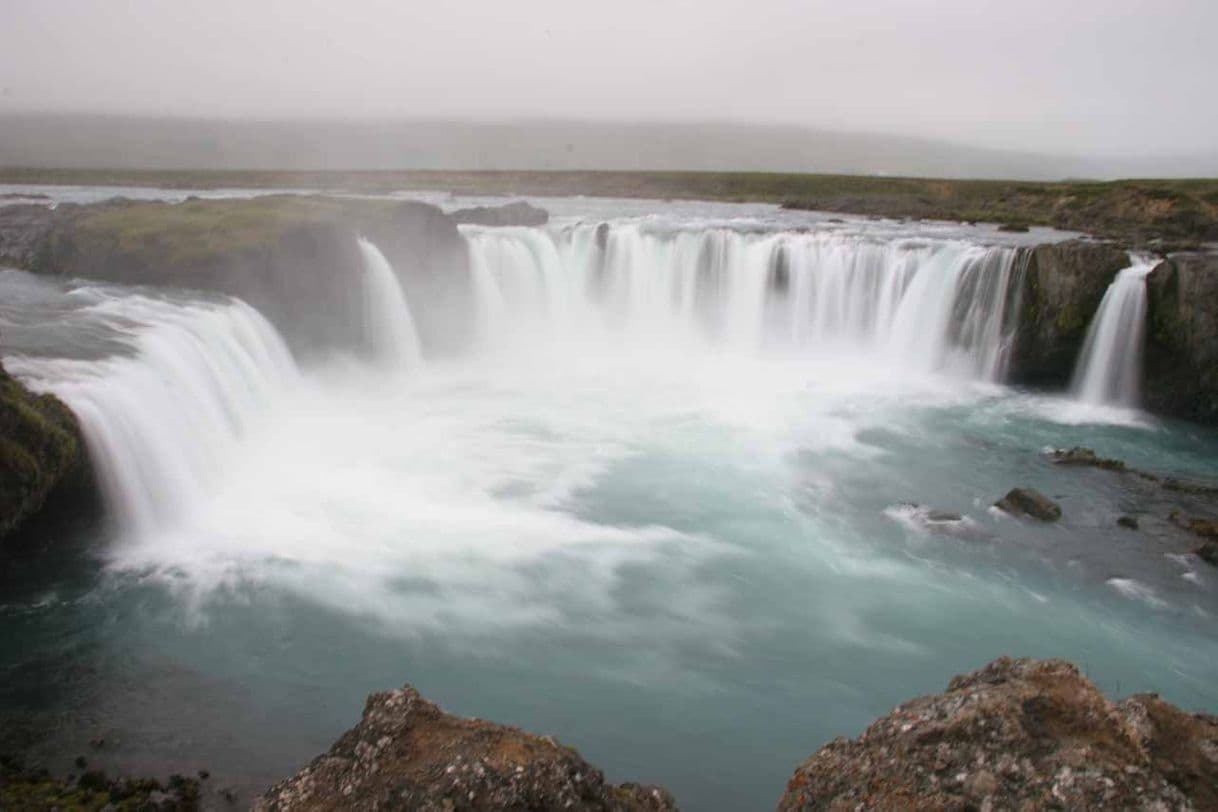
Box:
(0, 359, 88, 541)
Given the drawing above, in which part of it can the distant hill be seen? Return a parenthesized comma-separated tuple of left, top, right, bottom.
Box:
(1, 114, 1215, 181)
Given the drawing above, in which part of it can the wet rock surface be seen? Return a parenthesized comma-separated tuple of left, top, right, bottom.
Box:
(779, 656, 1218, 811)
(1045, 445, 1218, 564)
(994, 487, 1062, 521)
(255, 685, 676, 811)
(1009, 240, 1131, 387)
(0, 357, 93, 544)
(1050, 446, 1127, 472)
(1147, 251, 1218, 423)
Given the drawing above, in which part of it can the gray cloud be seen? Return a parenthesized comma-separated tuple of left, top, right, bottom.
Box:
(2, 0, 1215, 165)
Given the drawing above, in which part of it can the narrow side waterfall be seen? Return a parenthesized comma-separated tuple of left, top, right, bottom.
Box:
(1071, 256, 1156, 407)
(463, 223, 1026, 381)
(357, 237, 424, 369)
(11, 294, 298, 537)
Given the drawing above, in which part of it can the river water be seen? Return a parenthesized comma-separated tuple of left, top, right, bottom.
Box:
(1, 188, 1216, 809)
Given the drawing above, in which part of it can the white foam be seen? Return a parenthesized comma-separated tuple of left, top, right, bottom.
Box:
(1106, 577, 1168, 609)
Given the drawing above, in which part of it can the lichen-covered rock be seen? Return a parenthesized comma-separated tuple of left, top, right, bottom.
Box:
(994, 487, 1061, 521)
(1009, 240, 1131, 386)
(779, 656, 1218, 811)
(0, 357, 91, 543)
(1146, 251, 1218, 423)
(255, 686, 676, 811)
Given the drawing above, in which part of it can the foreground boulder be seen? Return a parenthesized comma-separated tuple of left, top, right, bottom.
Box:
(0, 358, 91, 544)
(255, 686, 676, 811)
(994, 487, 1061, 521)
(780, 657, 1218, 811)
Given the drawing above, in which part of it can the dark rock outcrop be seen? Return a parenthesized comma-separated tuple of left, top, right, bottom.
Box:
(0, 358, 91, 544)
(779, 656, 1218, 811)
(0, 204, 56, 270)
(994, 487, 1061, 521)
(256, 685, 676, 811)
(451, 201, 549, 227)
(1146, 251, 1218, 423)
(1196, 541, 1218, 566)
(1009, 240, 1131, 386)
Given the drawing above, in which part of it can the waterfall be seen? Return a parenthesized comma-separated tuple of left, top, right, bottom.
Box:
(10, 293, 298, 537)
(357, 237, 424, 369)
(463, 223, 1025, 381)
(1071, 256, 1157, 407)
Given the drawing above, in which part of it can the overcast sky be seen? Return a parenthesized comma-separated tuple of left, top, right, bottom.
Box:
(2, 0, 1215, 160)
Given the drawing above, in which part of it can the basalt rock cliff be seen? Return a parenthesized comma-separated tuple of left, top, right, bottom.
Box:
(1146, 251, 1218, 423)
(1007, 240, 1131, 386)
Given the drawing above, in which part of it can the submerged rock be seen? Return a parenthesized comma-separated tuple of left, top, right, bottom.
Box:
(255, 685, 676, 811)
(1049, 446, 1126, 472)
(1195, 541, 1218, 566)
(779, 656, 1218, 811)
(1117, 515, 1140, 530)
(994, 487, 1062, 521)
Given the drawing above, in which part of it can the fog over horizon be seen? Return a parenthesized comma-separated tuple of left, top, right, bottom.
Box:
(3, 0, 1217, 178)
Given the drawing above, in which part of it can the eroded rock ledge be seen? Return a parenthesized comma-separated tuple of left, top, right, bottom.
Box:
(255, 685, 676, 811)
(778, 657, 1218, 811)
